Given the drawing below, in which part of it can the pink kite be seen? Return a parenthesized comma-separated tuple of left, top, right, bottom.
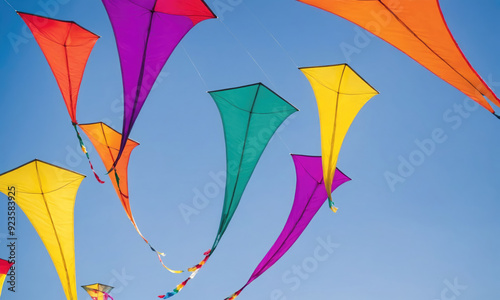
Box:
(225, 155, 351, 299)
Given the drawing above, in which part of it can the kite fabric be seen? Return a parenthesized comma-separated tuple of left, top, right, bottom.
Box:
(159, 83, 298, 299)
(78, 122, 181, 273)
(225, 155, 351, 300)
(0, 160, 85, 300)
(82, 283, 114, 300)
(0, 259, 14, 297)
(297, 0, 500, 115)
(300, 64, 378, 212)
(101, 0, 217, 169)
(18, 12, 104, 183)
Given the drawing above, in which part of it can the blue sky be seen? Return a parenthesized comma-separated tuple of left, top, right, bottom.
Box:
(1, 0, 500, 299)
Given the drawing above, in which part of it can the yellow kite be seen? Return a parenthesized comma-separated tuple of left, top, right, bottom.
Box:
(0, 160, 85, 300)
(300, 64, 378, 212)
(298, 0, 500, 115)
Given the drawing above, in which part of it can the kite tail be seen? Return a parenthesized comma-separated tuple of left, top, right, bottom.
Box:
(127, 208, 183, 274)
(158, 269, 200, 299)
(158, 251, 211, 298)
(328, 201, 338, 213)
(327, 195, 338, 213)
(73, 124, 105, 183)
(224, 287, 245, 300)
(114, 169, 181, 274)
(187, 249, 211, 272)
(4, 0, 16, 11)
(104, 291, 114, 300)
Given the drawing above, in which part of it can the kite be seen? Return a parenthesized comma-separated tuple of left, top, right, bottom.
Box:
(101, 0, 217, 169)
(300, 64, 378, 212)
(18, 12, 104, 183)
(0, 259, 14, 297)
(225, 155, 351, 299)
(297, 0, 500, 116)
(0, 160, 85, 300)
(159, 83, 298, 298)
(82, 283, 114, 300)
(78, 122, 180, 273)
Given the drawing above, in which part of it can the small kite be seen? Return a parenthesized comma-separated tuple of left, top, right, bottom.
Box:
(101, 0, 217, 169)
(225, 155, 350, 299)
(300, 64, 378, 212)
(0, 259, 14, 297)
(18, 12, 103, 183)
(82, 283, 114, 300)
(0, 160, 85, 300)
(79, 122, 180, 273)
(159, 83, 298, 298)
(297, 0, 500, 116)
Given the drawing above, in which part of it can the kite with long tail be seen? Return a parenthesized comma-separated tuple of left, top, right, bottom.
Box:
(18, 12, 103, 183)
(225, 155, 350, 299)
(79, 122, 181, 273)
(159, 83, 298, 298)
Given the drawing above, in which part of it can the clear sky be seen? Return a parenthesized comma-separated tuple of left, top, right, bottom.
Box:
(1, 1, 500, 300)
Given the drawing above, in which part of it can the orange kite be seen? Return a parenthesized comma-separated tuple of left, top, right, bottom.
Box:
(78, 122, 181, 273)
(18, 12, 99, 124)
(298, 0, 500, 115)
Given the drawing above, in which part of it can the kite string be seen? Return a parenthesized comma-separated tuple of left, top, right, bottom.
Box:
(218, 18, 277, 89)
(73, 124, 105, 184)
(181, 45, 209, 90)
(2, 0, 15, 12)
(158, 251, 210, 299)
(241, 3, 299, 68)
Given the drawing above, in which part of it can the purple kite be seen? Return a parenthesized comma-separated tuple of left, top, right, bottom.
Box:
(225, 155, 351, 299)
(101, 0, 216, 168)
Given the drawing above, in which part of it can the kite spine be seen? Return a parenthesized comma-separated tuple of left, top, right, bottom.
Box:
(326, 65, 346, 213)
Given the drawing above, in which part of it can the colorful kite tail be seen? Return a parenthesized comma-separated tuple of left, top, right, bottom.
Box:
(73, 123, 105, 184)
(158, 251, 211, 298)
(187, 250, 211, 272)
(328, 201, 339, 213)
(129, 216, 183, 274)
(327, 195, 338, 213)
(158, 270, 200, 299)
(224, 287, 245, 300)
(104, 291, 114, 300)
(153, 248, 184, 274)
